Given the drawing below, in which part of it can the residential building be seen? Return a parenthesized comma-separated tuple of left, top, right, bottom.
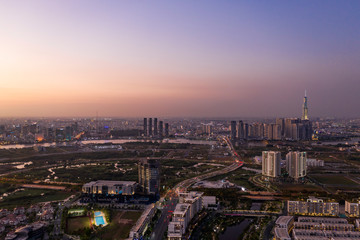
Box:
(286, 151, 307, 180)
(82, 180, 137, 195)
(138, 159, 160, 195)
(287, 196, 339, 216)
(262, 151, 281, 178)
(345, 200, 360, 217)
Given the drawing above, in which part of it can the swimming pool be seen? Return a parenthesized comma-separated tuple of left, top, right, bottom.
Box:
(95, 216, 105, 226)
(94, 211, 107, 226)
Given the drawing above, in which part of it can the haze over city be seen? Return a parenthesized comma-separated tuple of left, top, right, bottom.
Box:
(1, 1, 359, 118)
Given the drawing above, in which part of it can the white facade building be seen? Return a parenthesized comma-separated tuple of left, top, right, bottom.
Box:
(262, 151, 281, 178)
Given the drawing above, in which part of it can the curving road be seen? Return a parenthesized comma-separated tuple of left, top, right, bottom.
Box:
(151, 136, 244, 240)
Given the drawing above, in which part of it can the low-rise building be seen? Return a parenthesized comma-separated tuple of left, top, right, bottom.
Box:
(274, 216, 294, 240)
(129, 204, 156, 239)
(275, 216, 360, 240)
(202, 196, 217, 209)
(345, 200, 360, 217)
(306, 158, 324, 167)
(275, 227, 291, 240)
(5, 221, 47, 240)
(82, 180, 137, 195)
(0, 209, 9, 217)
(287, 196, 339, 216)
(168, 192, 209, 240)
(13, 207, 25, 215)
(276, 216, 294, 229)
(355, 219, 360, 230)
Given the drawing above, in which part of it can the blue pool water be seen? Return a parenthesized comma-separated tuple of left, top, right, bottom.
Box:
(95, 216, 105, 225)
(94, 211, 101, 217)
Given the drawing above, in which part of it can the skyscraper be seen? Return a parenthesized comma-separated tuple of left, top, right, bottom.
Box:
(230, 121, 237, 141)
(138, 159, 160, 195)
(276, 118, 285, 137)
(154, 118, 158, 137)
(286, 151, 307, 180)
(164, 123, 169, 137)
(143, 118, 147, 136)
(302, 90, 309, 120)
(262, 151, 281, 178)
(148, 118, 152, 136)
(158, 121, 163, 138)
(244, 123, 249, 139)
(237, 121, 244, 139)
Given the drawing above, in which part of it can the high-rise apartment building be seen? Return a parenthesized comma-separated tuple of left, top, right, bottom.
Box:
(237, 121, 244, 139)
(148, 118, 152, 136)
(262, 151, 281, 178)
(276, 118, 285, 137)
(158, 121, 163, 138)
(266, 124, 281, 140)
(230, 121, 237, 141)
(244, 123, 249, 139)
(154, 118, 158, 137)
(143, 118, 147, 136)
(138, 159, 160, 196)
(286, 151, 307, 180)
(165, 123, 169, 137)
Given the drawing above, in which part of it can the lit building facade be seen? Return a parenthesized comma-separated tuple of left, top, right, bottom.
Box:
(286, 151, 307, 180)
(138, 159, 160, 196)
(287, 196, 339, 216)
(262, 151, 281, 178)
(82, 180, 136, 195)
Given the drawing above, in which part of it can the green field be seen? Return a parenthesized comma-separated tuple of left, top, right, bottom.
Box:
(67, 216, 91, 233)
(0, 188, 72, 209)
(99, 210, 143, 240)
(311, 174, 359, 186)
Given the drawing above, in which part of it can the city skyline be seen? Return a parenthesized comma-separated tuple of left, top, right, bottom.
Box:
(1, 1, 360, 118)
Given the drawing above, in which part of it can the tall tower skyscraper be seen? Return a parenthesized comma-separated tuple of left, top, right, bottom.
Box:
(302, 90, 309, 120)
(158, 121, 163, 138)
(148, 118, 152, 136)
(138, 159, 160, 196)
(164, 123, 169, 137)
(154, 118, 158, 137)
(230, 121, 237, 141)
(143, 118, 148, 136)
(237, 121, 244, 139)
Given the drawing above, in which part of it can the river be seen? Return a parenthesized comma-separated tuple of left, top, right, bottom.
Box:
(0, 138, 217, 149)
(219, 218, 253, 240)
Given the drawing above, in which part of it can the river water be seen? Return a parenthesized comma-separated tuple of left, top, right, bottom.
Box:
(0, 139, 217, 149)
(219, 218, 253, 240)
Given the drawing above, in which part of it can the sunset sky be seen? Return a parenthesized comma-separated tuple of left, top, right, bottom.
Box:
(0, 1, 359, 118)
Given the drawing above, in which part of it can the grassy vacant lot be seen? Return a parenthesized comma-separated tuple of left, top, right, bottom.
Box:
(0, 188, 72, 209)
(100, 210, 142, 240)
(205, 167, 260, 190)
(311, 174, 359, 186)
(67, 216, 90, 233)
(277, 183, 326, 197)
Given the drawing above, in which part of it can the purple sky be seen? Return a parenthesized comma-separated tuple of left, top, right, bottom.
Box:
(0, 1, 359, 118)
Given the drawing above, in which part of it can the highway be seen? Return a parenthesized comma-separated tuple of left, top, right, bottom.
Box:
(151, 136, 244, 240)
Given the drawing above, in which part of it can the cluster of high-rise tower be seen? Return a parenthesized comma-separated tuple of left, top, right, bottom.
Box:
(143, 118, 169, 138)
(230, 92, 312, 141)
(262, 151, 307, 181)
(230, 118, 312, 141)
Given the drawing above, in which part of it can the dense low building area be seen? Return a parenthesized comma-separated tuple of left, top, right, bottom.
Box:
(287, 196, 339, 216)
(275, 216, 360, 240)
